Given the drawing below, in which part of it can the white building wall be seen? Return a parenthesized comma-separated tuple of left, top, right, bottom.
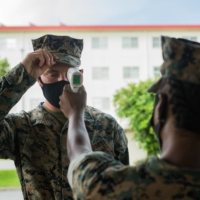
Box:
(0, 29, 199, 128)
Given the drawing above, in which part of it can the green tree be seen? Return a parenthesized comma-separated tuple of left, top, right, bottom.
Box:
(113, 79, 160, 156)
(0, 58, 10, 78)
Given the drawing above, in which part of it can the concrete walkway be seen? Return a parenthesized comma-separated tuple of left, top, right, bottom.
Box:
(0, 188, 23, 200)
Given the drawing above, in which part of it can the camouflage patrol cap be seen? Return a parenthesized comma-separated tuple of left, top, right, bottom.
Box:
(32, 34, 83, 68)
(148, 36, 200, 93)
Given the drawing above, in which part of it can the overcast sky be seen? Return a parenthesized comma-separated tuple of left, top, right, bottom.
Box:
(0, 0, 200, 26)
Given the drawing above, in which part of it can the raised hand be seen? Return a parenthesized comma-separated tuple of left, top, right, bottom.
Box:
(21, 49, 58, 79)
(59, 85, 87, 119)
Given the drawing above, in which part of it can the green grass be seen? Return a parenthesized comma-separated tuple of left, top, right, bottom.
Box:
(0, 170, 20, 187)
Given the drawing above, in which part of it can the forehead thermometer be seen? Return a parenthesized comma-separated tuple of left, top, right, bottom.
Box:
(67, 68, 83, 93)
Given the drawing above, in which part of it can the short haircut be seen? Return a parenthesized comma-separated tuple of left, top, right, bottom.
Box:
(160, 78, 200, 133)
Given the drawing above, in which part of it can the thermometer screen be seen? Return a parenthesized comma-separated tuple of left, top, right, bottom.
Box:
(73, 75, 81, 84)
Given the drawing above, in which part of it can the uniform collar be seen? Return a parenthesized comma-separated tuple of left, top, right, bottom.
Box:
(147, 156, 200, 177)
(30, 103, 94, 132)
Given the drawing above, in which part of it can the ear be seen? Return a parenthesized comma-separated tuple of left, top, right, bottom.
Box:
(154, 94, 167, 125)
(79, 69, 84, 74)
(37, 77, 43, 87)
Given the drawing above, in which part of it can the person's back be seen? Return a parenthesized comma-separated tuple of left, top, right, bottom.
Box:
(70, 153, 200, 199)
(66, 36, 200, 200)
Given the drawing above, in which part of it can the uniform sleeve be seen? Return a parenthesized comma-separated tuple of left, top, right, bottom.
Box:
(0, 63, 35, 159)
(113, 121, 129, 165)
(68, 151, 126, 200)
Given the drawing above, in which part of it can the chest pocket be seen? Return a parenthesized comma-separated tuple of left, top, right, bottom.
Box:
(22, 137, 59, 172)
(92, 139, 116, 157)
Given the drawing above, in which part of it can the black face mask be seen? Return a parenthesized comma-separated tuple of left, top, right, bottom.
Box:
(39, 77, 70, 108)
(150, 94, 168, 149)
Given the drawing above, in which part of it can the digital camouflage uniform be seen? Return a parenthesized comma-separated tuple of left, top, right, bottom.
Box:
(68, 152, 200, 200)
(0, 34, 129, 200)
(68, 36, 200, 199)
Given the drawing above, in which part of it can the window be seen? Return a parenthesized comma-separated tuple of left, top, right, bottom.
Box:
(6, 38, 17, 49)
(123, 67, 139, 79)
(182, 36, 197, 42)
(30, 98, 44, 109)
(93, 97, 110, 110)
(154, 66, 161, 78)
(92, 37, 107, 48)
(9, 105, 18, 113)
(122, 37, 138, 48)
(0, 38, 16, 49)
(0, 38, 6, 49)
(92, 67, 109, 80)
(152, 37, 161, 48)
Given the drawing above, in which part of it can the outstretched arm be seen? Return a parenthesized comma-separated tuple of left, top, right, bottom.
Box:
(59, 85, 92, 161)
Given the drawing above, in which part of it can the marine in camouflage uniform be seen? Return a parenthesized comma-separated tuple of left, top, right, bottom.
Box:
(0, 34, 129, 200)
(67, 36, 200, 199)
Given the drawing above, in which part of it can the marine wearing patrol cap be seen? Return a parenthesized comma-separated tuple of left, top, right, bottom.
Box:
(32, 34, 83, 68)
(148, 36, 200, 93)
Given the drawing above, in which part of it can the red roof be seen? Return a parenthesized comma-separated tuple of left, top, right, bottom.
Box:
(1, 25, 200, 31)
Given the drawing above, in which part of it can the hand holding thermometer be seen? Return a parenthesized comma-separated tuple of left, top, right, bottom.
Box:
(67, 68, 83, 93)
